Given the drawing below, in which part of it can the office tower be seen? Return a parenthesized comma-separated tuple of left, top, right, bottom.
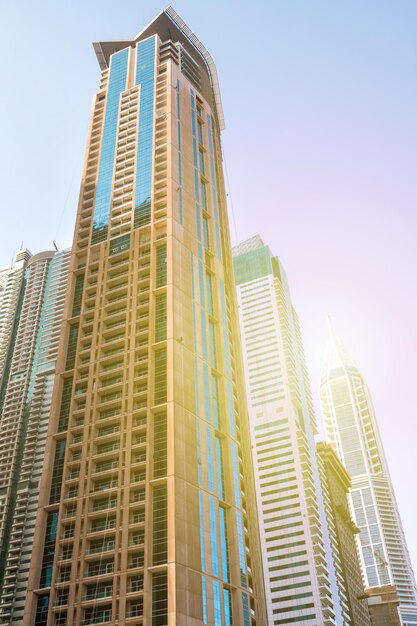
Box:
(0, 249, 70, 625)
(23, 8, 266, 626)
(233, 235, 344, 626)
(320, 326, 417, 626)
(317, 442, 372, 626)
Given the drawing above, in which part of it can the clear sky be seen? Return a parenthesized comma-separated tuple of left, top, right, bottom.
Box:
(1, 0, 416, 576)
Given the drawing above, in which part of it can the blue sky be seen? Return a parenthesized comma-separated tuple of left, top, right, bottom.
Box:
(1, 0, 417, 576)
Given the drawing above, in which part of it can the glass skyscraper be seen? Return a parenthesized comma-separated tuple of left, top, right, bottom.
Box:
(0, 249, 70, 624)
(22, 8, 266, 626)
(233, 236, 346, 626)
(320, 325, 417, 626)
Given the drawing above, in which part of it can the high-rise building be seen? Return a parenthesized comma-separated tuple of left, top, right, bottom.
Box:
(0, 249, 70, 625)
(0, 249, 32, 389)
(23, 8, 266, 626)
(233, 235, 345, 626)
(320, 325, 417, 626)
(317, 442, 372, 626)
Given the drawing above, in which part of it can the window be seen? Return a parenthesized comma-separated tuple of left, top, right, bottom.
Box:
(155, 294, 167, 342)
(202, 215, 209, 250)
(154, 349, 167, 405)
(155, 245, 167, 288)
(153, 410, 167, 478)
(49, 441, 66, 504)
(200, 180, 207, 210)
(152, 484, 168, 565)
(152, 571, 168, 626)
(65, 324, 78, 370)
(197, 119, 203, 145)
(199, 148, 205, 175)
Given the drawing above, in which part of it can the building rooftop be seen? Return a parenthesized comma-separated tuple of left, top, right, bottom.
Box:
(93, 6, 225, 130)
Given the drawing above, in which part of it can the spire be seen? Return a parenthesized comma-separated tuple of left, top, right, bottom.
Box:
(322, 319, 358, 380)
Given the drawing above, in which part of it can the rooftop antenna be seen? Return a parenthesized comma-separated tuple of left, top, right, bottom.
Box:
(53, 240, 58, 251)
(327, 315, 337, 340)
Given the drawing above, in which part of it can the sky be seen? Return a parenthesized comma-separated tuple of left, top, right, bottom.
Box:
(1, 0, 416, 576)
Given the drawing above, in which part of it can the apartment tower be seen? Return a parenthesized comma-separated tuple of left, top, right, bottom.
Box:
(0, 249, 70, 624)
(233, 236, 345, 626)
(320, 326, 417, 626)
(23, 8, 266, 626)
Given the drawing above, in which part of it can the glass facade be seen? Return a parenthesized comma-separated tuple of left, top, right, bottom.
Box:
(92, 48, 129, 242)
(134, 37, 156, 228)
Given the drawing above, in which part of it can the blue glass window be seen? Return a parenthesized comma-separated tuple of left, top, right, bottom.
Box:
(210, 498, 219, 577)
(213, 581, 222, 626)
(92, 47, 129, 243)
(203, 364, 211, 423)
(236, 512, 247, 588)
(209, 322, 216, 368)
(242, 593, 250, 626)
(205, 272, 213, 313)
(199, 492, 205, 572)
(215, 437, 224, 500)
(224, 589, 232, 626)
(231, 443, 241, 507)
(212, 375, 220, 429)
(202, 576, 208, 624)
(219, 506, 229, 582)
(207, 425, 215, 493)
(134, 37, 156, 228)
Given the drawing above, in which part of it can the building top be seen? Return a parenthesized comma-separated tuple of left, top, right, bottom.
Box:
(93, 6, 225, 130)
(317, 441, 352, 491)
(232, 235, 265, 257)
(321, 319, 359, 380)
(232, 235, 282, 286)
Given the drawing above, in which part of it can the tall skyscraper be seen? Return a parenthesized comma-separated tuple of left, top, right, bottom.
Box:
(23, 8, 266, 626)
(233, 235, 345, 626)
(0, 249, 70, 625)
(320, 326, 417, 626)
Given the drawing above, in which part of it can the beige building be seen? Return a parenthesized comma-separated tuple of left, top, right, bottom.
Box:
(317, 442, 372, 626)
(366, 585, 402, 626)
(23, 7, 266, 626)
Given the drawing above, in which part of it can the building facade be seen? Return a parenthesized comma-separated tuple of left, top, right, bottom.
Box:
(233, 235, 344, 626)
(23, 8, 266, 626)
(320, 326, 417, 626)
(0, 249, 70, 624)
(317, 442, 372, 626)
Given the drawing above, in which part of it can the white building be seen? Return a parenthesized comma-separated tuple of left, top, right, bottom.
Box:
(320, 325, 417, 626)
(233, 235, 345, 626)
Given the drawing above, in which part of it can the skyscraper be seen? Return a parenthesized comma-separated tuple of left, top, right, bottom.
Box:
(0, 249, 70, 625)
(320, 325, 417, 626)
(233, 235, 345, 626)
(23, 8, 266, 626)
